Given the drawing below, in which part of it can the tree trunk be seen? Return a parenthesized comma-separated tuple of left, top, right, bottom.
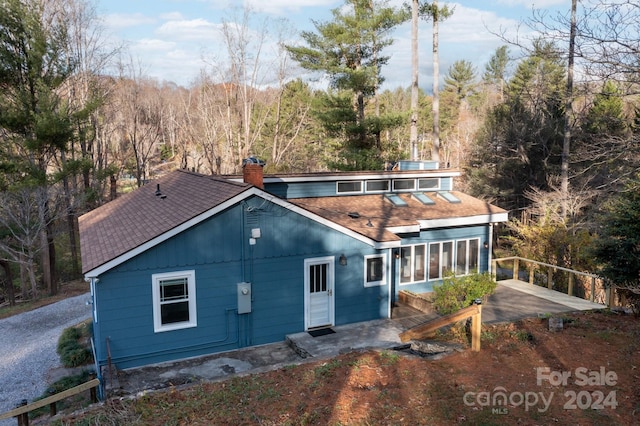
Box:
(19, 256, 28, 300)
(410, 0, 419, 161)
(61, 151, 79, 277)
(431, 0, 441, 165)
(110, 174, 117, 200)
(561, 0, 577, 217)
(40, 197, 58, 296)
(0, 260, 15, 306)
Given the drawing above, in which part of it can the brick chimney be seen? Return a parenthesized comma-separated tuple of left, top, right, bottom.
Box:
(242, 157, 265, 189)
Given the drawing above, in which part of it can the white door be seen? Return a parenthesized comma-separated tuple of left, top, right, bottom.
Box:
(304, 256, 335, 329)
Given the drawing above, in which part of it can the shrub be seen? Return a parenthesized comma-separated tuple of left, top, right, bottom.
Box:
(433, 273, 497, 315)
(57, 322, 93, 368)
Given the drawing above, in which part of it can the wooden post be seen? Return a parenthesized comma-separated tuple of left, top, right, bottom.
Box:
(513, 258, 519, 280)
(590, 277, 596, 302)
(547, 268, 553, 289)
(529, 265, 535, 285)
(16, 400, 28, 426)
(568, 273, 574, 296)
(491, 260, 497, 281)
(399, 304, 481, 343)
(471, 304, 482, 352)
(48, 388, 56, 417)
(0, 379, 100, 422)
(89, 373, 98, 403)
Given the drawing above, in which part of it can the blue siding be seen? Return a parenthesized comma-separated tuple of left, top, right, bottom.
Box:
(440, 177, 453, 191)
(263, 181, 337, 198)
(94, 196, 388, 369)
(398, 160, 439, 170)
(265, 175, 454, 198)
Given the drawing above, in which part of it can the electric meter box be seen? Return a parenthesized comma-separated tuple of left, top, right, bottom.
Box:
(237, 282, 252, 314)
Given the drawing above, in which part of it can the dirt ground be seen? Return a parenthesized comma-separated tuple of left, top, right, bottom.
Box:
(58, 309, 639, 425)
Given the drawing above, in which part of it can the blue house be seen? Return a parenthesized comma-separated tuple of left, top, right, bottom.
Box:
(79, 161, 507, 375)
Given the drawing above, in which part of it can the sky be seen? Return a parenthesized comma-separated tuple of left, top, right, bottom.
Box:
(96, 0, 571, 90)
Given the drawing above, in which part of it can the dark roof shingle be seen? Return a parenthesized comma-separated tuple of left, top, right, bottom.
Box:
(289, 191, 507, 242)
(79, 170, 250, 274)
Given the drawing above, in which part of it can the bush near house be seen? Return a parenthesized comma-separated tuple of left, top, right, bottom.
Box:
(57, 320, 93, 368)
(433, 272, 497, 315)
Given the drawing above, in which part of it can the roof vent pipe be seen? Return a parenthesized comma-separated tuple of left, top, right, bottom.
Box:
(242, 157, 265, 189)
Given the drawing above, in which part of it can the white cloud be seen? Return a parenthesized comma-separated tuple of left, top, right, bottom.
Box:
(245, 0, 338, 15)
(159, 12, 185, 21)
(134, 38, 177, 51)
(380, 4, 525, 90)
(104, 13, 156, 30)
(156, 18, 222, 41)
(496, 0, 567, 7)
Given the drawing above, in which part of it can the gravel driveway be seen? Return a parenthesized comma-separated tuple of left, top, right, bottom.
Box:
(0, 293, 91, 425)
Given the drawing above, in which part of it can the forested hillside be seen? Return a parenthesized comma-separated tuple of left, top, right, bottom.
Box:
(1, 0, 639, 307)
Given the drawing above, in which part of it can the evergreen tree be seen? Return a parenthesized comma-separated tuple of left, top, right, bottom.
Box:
(466, 40, 566, 210)
(573, 80, 635, 197)
(286, 0, 405, 170)
(590, 179, 640, 313)
(584, 81, 628, 137)
(0, 0, 76, 295)
(444, 59, 476, 101)
(483, 45, 510, 101)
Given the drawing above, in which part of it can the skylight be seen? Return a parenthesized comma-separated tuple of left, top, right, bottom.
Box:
(438, 191, 461, 203)
(413, 192, 435, 205)
(385, 194, 408, 207)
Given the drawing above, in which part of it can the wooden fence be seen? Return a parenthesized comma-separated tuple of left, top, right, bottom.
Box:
(492, 256, 613, 306)
(400, 302, 483, 351)
(0, 377, 99, 425)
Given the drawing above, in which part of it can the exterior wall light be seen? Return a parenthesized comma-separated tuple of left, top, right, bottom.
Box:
(339, 254, 347, 266)
(484, 241, 489, 249)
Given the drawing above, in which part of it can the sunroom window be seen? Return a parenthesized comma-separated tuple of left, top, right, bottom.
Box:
(428, 241, 453, 280)
(456, 239, 480, 275)
(400, 245, 426, 284)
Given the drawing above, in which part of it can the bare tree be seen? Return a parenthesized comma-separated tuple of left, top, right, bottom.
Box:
(211, 8, 271, 172)
(560, 0, 577, 217)
(415, 2, 453, 165)
(113, 59, 164, 186)
(0, 187, 59, 298)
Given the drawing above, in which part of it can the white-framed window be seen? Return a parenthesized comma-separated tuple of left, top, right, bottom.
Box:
(366, 179, 390, 193)
(152, 270, 197, 333)
(456, 238, 480, 275)
(392, 179, 416, 192)
(337, 181, 363, 194)
(428, 241, 454, 280)
(364, 254, 387, 287)
(418, 178, 440, 191)
(400, 244, 426, 284)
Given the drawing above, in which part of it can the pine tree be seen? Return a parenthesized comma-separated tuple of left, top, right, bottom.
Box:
(286, 0, 405, 170)
(0, 0, 76, 295)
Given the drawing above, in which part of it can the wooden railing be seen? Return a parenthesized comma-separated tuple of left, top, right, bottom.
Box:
(399, 302, 483, 351)
(0, 377, 99, 425)
(492, 256, 612, 306)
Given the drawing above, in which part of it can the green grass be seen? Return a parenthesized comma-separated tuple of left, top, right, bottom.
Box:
(31, 371, 93, 421)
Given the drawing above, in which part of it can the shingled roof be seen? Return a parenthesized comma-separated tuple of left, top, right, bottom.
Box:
(288, 191, 507, 242)
(79, 170, 251, 274)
